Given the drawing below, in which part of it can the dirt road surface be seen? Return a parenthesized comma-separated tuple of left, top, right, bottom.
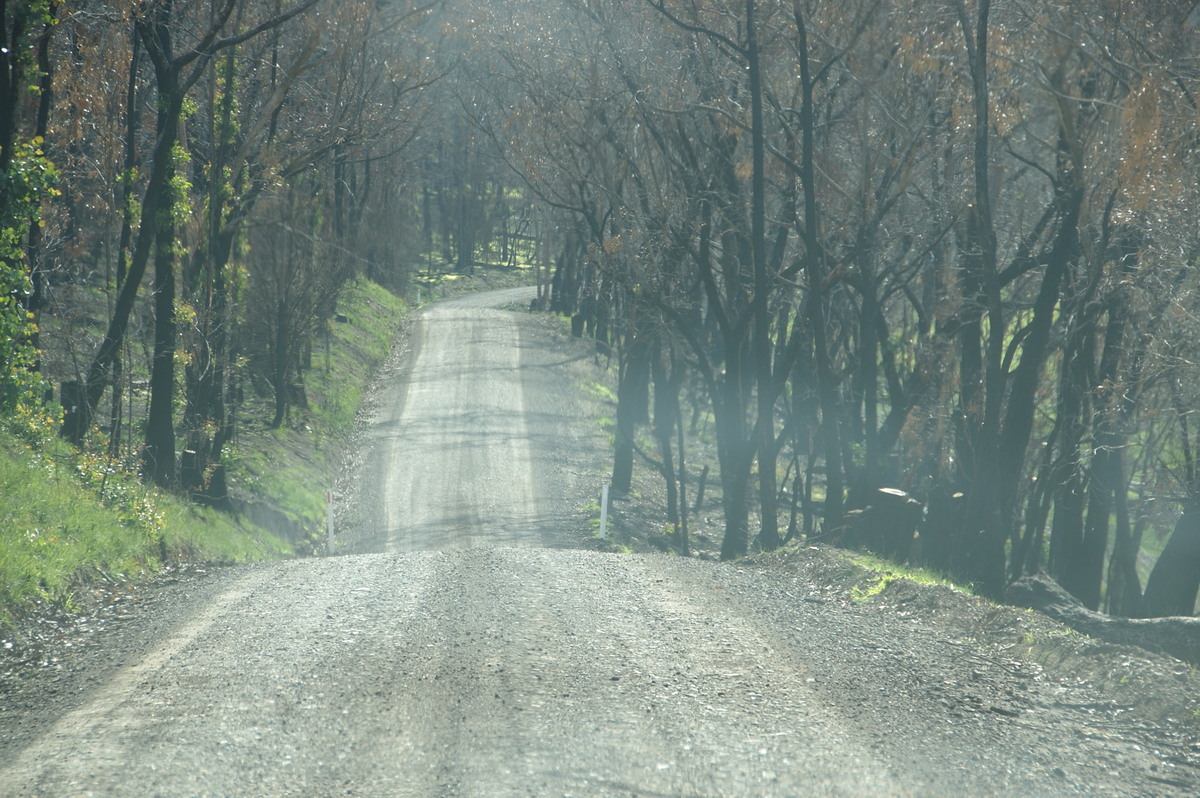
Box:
(1, 289, 1194, 796)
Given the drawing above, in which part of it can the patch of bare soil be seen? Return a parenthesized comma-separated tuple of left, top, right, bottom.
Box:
(751, 544, 1200, 790)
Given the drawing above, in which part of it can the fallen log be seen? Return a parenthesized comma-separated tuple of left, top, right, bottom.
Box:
(1006, 574, 1200, 666)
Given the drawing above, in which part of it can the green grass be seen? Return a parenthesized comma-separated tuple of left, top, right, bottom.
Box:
(850, 573, 896, 603)
(842, 550, 974, 599)
(586, 380, 617, 404)
(2, 275, 409, 629)
(305, 278, 405, 435)
(0, 436, 150, 616)
(0, 430, 288, 628)
(227, 447, 324, 528)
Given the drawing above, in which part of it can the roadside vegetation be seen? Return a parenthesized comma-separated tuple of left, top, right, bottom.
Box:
(0, 275, 407, 629)
(222, 277, 409, 553)
(0, 425, 290, 629)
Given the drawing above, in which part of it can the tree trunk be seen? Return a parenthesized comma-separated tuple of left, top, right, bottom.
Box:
(745, 0, 780, 553)
(69, 0, 320, 444)
(272, 298, 290, 429)
(791, 1, 843, 532)
(137, 1, 187, 487)
(715, 353, 753, 560)
(953, 0, 1006, 598)
(143, 179, 178, 487)
(858, 259, 881, 484)
(1051, 300, 1099, 605)
(719, 436, 752, 561)
(675, 386, 690, 556)
(611, 331, 651, 495)
(1102, 448, 1142, 618)
(1142, 503, 1200, 618)
(110, 22, 141, 456)
(0, 1, 27, 178)
(23, 3, 55, 330)
(70, 15, 184, 441)
(651, 345, 681, 525)
(1095, 244, 1142, 615)
(1009, 574, 1200, 664)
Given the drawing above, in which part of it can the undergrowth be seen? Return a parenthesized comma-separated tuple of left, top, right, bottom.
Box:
(2, 276, 409, 629)
(0, 411, 288, 629)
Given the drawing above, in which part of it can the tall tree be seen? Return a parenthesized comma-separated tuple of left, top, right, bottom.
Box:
(66, 0, 321, 486)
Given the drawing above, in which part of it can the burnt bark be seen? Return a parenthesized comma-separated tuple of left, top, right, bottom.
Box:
(787, 1, 845, 534)
(651, 342, 682, 525)
(66, 0, 321, 448)
(143, 170, 178, 487)
(611, 331, 651, 495)
(1142, 503, 1200, 618)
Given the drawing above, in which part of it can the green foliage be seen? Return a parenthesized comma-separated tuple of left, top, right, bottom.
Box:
(12, 437, 286, 603)
(0, 270, 38, 409)
(215, 53, 242, 146)
(118, 167, 142, 222)
(851, 573, 895, 603)
(586, 380, 618, 403)
(0, 137, 58, 412)
(165, 144, 193, 255)
(23, 1, 56, 31)
(0, 426, 290, 628)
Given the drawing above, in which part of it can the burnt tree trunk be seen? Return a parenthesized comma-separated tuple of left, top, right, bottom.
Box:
(1009, 574, 1200, 664)
(1142, 503, 1200, 618)
(271, 297, 291, 429)
(143, 173, 178, 487)
(611, 328, 650, 495)
(651, 343, 682, 525)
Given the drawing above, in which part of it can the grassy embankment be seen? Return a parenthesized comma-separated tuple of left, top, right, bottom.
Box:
(0, 276, 407, 629)
(223, 277, 407, 551)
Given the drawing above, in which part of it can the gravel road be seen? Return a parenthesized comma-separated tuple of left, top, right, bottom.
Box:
(349, 288, 599, 554)
(1, 288, 1194, 796)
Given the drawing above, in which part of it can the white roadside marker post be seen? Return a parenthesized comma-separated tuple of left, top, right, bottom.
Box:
(599, 483, 610, 540)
